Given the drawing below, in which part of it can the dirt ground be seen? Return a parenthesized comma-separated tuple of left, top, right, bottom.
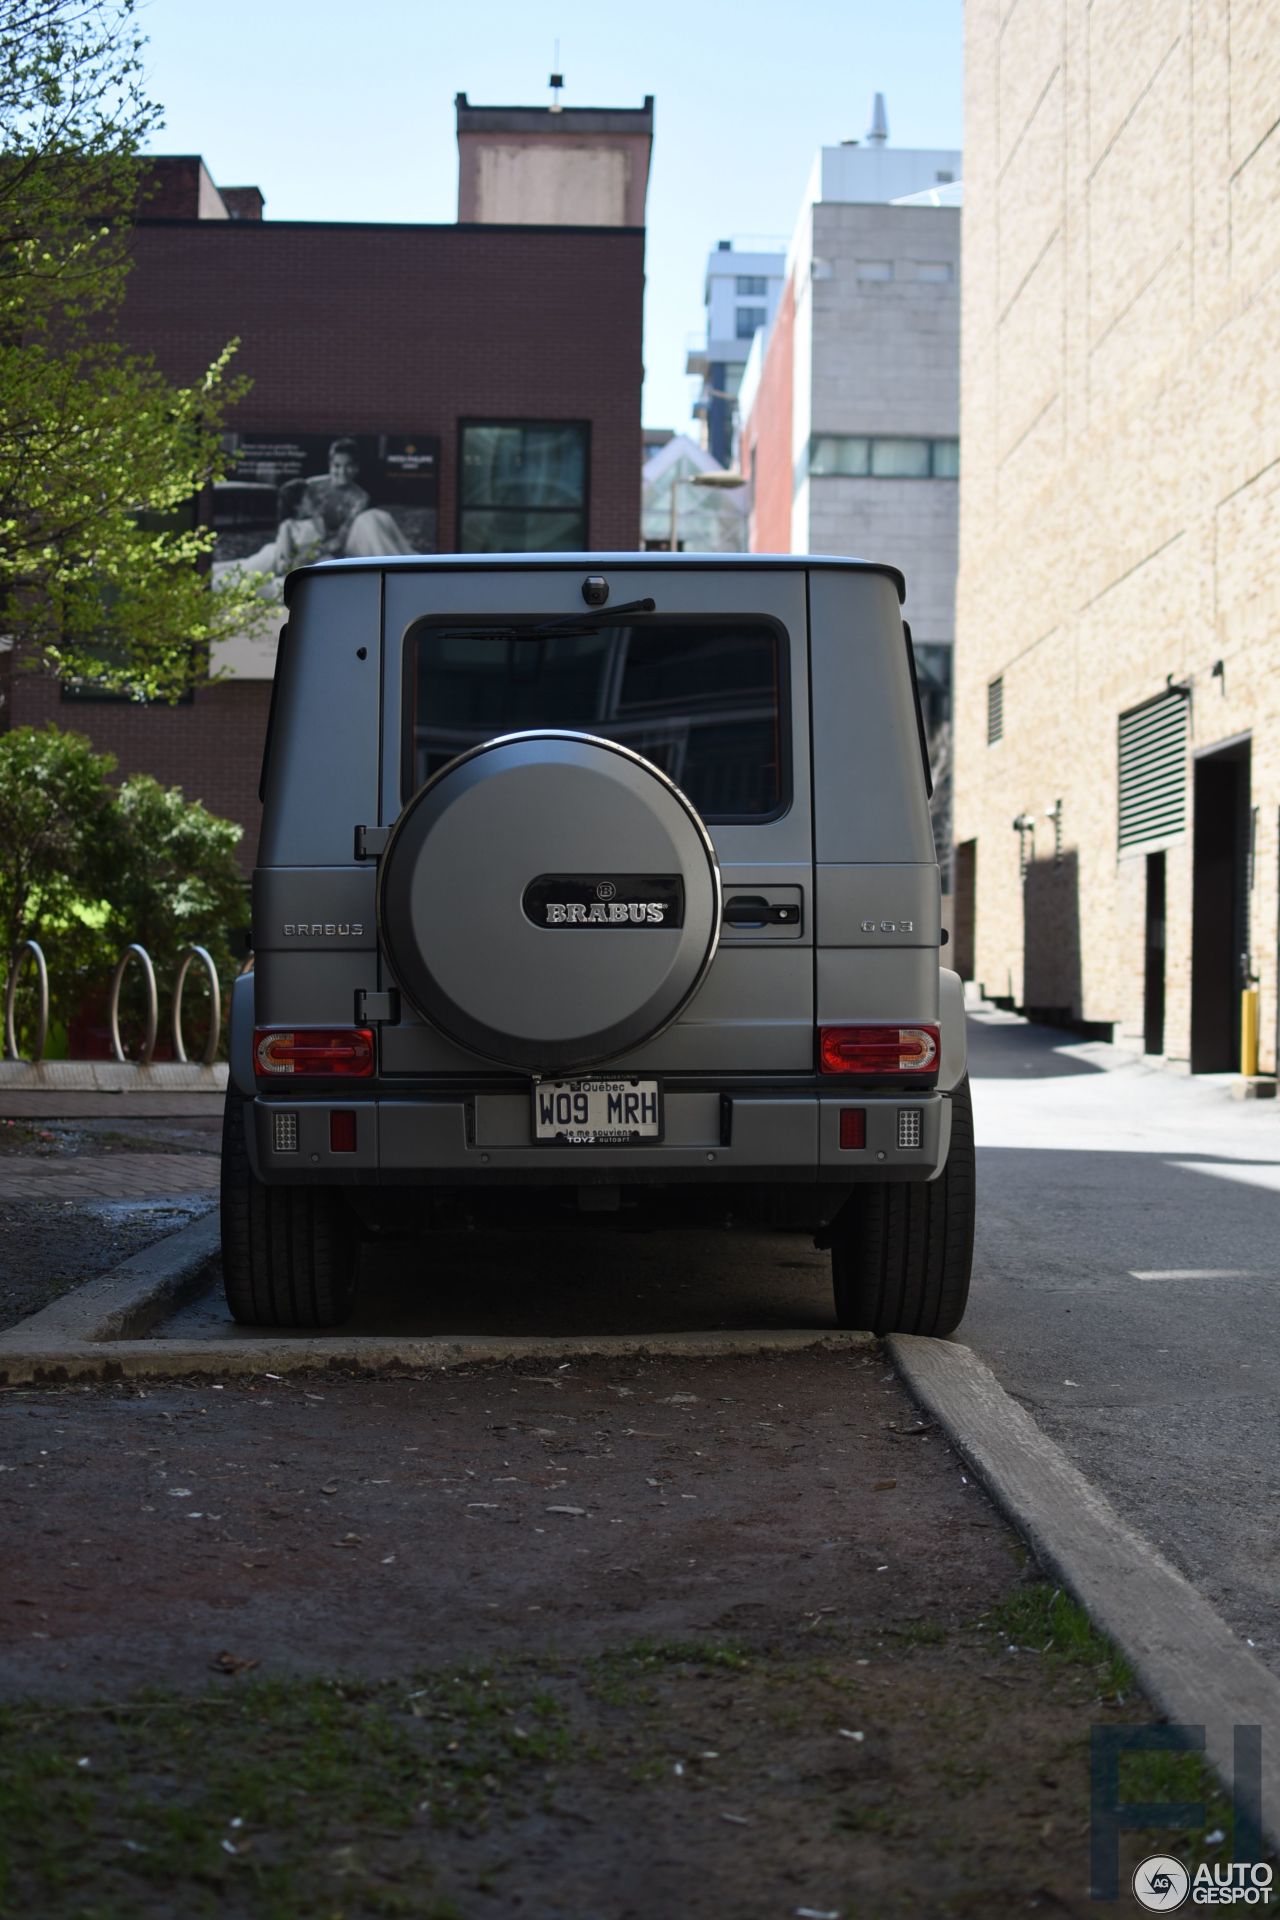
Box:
(0, 1347, 1238, 1916)
(0, 1116, 218, 1331)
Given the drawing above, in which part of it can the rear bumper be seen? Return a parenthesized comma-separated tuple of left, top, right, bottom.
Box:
(247, 1086, 951, 1186)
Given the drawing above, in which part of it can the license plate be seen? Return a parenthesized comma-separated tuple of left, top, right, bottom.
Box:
(532, 1077, 662, 1144)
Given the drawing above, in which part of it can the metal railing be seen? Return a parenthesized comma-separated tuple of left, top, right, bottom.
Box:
(2, 940, 223, 1066)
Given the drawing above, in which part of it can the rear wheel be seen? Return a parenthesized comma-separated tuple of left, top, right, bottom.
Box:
(829, 1076, 975, 1337)
(220, 1090, 358, 1328)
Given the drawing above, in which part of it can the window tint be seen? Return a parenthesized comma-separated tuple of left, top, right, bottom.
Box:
(408, 621, 785, 820)
(735, 306, 767, 339)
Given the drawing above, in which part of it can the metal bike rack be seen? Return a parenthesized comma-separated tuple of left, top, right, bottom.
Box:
(108, 943, 158, 1066)
(171, 944, 222, 1066)
(4, 939, 49, 1064)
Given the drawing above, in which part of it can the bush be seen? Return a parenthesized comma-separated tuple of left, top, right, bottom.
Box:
(0, 725, 245, 1057)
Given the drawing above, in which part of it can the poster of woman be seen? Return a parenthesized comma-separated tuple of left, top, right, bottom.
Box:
(211, 431, 439, 676)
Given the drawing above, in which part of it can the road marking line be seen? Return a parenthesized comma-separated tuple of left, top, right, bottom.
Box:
(1128, 1268, 1257, 1280)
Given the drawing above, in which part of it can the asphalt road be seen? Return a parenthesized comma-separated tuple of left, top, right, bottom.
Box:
(962, 1009, 1280, 1676)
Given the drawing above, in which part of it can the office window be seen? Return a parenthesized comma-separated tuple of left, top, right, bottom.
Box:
(856, 260, 894, 282)
(459, 421, 588, 552)
(871, 438, 930, 478)
(810, 435, 870, 477)
(735, 274, 768, 297)
(735, 305, 767, 339)
(808, 435, 959, 479)
(987, 677, 1004, 745)
(916, 260, 953, 283)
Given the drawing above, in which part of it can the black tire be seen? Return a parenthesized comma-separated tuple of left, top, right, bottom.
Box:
(220, 1090, 358, 1328)
(829, 1075, 975, 1337)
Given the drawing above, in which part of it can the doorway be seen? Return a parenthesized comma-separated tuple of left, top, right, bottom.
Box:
(953, 839, 976, 981)
(1144, 851, 1165, 1055)
(1190, 739, 1251, 1072)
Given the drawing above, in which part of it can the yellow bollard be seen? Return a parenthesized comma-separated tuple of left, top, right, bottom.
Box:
(1240, 987, 1260, 1079)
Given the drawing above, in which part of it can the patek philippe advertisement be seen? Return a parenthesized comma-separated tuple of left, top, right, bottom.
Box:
(211, 432, 439, 678)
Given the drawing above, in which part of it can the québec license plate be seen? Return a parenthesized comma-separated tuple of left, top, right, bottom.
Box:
(532, 1077, 662, 1144)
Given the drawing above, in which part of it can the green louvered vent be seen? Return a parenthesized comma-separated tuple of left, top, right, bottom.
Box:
(1117, 693, 1188, 853)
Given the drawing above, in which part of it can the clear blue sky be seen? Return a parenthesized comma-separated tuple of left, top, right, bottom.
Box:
(137, 0, 963, 432)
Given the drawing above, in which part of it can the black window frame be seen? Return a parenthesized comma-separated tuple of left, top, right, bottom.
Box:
(400, 612, 794, 828)
(455, 418, 591, 554)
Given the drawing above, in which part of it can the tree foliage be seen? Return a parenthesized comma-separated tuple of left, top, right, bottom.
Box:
(0, 0, 268, 699)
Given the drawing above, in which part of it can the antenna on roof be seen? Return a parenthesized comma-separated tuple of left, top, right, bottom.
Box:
(867, 91, 888, 144)
(549, 40, 564, 113)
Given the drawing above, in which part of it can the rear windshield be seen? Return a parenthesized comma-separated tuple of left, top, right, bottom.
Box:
(406, 620, 786, 821)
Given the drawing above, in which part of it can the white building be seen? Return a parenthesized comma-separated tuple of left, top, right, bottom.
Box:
(739, 98, 961, 771)
(685, 242, 786, 466)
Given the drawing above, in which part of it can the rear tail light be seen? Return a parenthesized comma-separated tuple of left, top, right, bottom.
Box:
(839, 1109, 866, 1149)
(254, 1028, 375, 1078)
(330, 1110, 358, 1153)
(819, 1024, 939, 1075)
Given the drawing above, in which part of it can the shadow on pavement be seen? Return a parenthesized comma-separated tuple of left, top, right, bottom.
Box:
(967, 1014, 1106, 1078)
(162, 1221, 839, 1343)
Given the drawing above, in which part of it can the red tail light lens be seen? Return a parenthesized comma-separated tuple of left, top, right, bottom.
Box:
(839, 1108, 867, 1149)
(820, 1025, 940, 1075)
(254, 1028, 375, 1077)
(330, 1110, 358, 1152)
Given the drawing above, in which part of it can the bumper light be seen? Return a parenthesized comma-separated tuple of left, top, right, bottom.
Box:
(820, 1024, 940, 1075)
(897, 1108, 923, 1149)
(254, 1028, 375, 1078)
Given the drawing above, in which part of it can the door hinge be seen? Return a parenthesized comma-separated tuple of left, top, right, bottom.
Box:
(355, 989, 399, 1024)
(354, 825, 390, 859)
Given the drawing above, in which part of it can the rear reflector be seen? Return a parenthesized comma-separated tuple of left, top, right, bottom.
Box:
(820, 1025, 939, 1075)
(254, 1028, 375, 1078)
(839, 1109, 866, 1149)
(330, 1110, 357, 1153)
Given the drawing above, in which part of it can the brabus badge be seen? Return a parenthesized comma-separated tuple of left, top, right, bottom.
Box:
(523, 875, 685, 930)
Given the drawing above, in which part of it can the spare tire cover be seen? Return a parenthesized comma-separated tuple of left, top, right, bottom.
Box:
(378, 731, 722, 1071)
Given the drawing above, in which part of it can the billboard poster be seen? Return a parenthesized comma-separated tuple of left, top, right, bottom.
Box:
(211, 432, 439, 677)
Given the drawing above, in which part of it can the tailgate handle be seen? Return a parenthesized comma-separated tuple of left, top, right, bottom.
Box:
(725, 894, 800, 929)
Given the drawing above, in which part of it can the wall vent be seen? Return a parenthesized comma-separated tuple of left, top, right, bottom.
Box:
(1117, 691, 1189, 853)
(987, 676, 1004, 745)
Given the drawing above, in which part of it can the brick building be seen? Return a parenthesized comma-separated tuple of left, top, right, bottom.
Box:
(11, 100, 652, 867)
(952, 1, 1280, 1076)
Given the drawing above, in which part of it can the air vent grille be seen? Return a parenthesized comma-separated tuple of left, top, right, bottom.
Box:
(1118, 693, 1189, 853)
(987, 676, 1004, 745)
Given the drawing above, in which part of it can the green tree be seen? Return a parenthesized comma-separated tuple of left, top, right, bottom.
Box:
(0, 0, 268, 699)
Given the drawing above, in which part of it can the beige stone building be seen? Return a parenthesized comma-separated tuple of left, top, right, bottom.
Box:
(953, 0, 1280, 1074)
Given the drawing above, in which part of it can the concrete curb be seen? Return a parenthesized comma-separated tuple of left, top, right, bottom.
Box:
(0, 1213, 220, 1351)
(888, 1332, 1280, 1853)
(0, 1325, 866, 1385)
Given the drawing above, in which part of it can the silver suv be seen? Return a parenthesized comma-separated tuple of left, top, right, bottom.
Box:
(222, 554, 973, 1334)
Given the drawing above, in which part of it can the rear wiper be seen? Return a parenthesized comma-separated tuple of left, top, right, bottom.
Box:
(525, 597, 657, 639)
